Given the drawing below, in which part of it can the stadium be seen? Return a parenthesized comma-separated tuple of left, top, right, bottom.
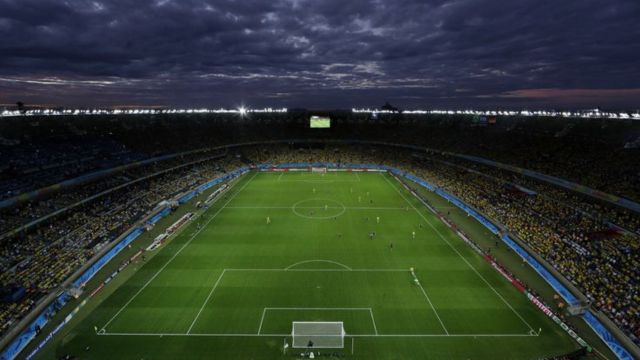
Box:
(0, 108, 638, 360)
(1, 0, 640, 359)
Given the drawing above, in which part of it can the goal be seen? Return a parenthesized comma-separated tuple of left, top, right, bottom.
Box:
(291, 321, 345, 348)
(310, 167, 327, 173)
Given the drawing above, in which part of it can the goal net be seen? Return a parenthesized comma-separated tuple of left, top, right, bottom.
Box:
(291, 321, 345, 348)
(310, 167, 327, 173)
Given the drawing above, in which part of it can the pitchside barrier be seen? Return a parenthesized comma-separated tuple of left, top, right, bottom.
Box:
(6, 164, 634, 360)
(260, 163, 634, 360)
(3, 168, 249, 360)
(177, 167, 248, 204)
(457, 154, 640, 214)
(400, 177, 594, 351)
(401, 172, 501, 235)
(396, 168, 634, 360)
(0, 152, 229, 243)
(2, 229, 149, 360)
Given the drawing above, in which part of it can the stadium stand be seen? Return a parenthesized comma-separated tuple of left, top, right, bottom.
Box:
(0, 152, 241, 338)
(0, 111, 638, 355)
(407, 153, 639, 345)
(0, 137, 145, 201)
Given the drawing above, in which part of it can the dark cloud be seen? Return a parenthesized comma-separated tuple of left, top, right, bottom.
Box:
(0, 0, 638, 109)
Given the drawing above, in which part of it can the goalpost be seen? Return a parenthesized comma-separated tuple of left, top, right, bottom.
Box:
(310, 167, 328, 173)
(291, 321, 345, 349)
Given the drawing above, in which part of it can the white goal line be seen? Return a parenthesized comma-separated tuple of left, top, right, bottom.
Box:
(97, 332, 539, 338)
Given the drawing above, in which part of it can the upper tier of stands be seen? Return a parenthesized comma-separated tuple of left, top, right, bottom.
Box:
(0, 111, 637, 203)
(0, 137, 145, 201)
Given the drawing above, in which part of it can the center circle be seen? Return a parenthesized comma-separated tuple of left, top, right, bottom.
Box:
(291, 198, 346, 219)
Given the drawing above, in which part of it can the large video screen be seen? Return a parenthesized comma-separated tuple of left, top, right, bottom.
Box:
(310, 116, 331, 128)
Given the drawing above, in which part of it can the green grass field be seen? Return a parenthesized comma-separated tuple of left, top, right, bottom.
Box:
(52, 171, 581, 359)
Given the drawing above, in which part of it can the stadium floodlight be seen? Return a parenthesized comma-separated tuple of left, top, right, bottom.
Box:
(0, 106, 627, 119)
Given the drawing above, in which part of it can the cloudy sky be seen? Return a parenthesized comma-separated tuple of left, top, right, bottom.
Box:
(0, 0, 639, 109)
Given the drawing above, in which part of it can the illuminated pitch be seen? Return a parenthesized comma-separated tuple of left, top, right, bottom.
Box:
(51, 171, 580, 359)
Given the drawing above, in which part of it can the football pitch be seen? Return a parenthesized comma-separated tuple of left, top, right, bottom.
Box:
(54, 171, 580, 359)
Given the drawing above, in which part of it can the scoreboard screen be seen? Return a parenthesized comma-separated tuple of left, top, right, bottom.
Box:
(310, 116, 331, 128)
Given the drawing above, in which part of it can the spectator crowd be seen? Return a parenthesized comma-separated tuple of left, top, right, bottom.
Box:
(407, 152, 639, 346)
(241, 144, 639, 345)
(0, 153, 241, 338)
(0, 111, 637, 349)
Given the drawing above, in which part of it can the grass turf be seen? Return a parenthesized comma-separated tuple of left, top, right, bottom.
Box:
(49, 171, 581, 359)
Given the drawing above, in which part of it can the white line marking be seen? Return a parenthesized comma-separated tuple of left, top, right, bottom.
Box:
(346, 206, 404, 210)
(381, 173, 535, 333)
(224, 268, 408, 272)
(265, 307, 372, 310)
(257, 308, 267, 335)
(368, 308, 378, 335)
(290, 198, 347, 219)
(98, 332, 288, 337)
(187, 269, 227, 334)
(349, 333, 539, 338)
(272, 172, 362, 183)
(415, 279, 449, 335)
(260, 308, 378, 335)
(101, 172, 257, 332)
(278, 179, 360, 183)
(225, 206, 406, 210)
(285, 259, 352, 270)
(98, 332, 538, 338)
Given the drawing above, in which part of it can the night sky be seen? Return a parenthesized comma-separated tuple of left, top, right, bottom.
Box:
(0, 0, 639, 109)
